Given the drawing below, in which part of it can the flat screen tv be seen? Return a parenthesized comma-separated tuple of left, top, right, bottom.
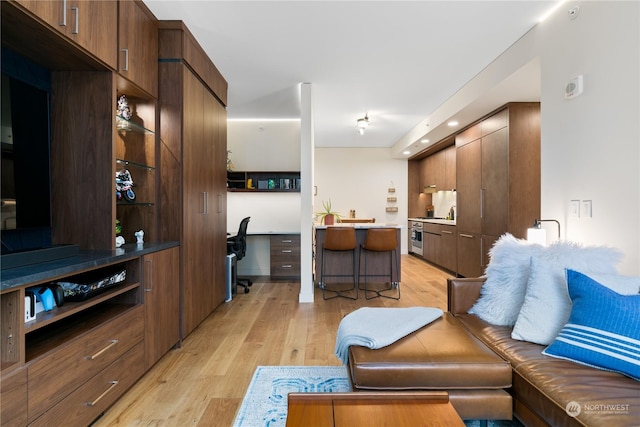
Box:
(1, 48, 54, 260)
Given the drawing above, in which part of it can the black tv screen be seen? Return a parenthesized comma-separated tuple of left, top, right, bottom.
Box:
(1, 49, 53, 255)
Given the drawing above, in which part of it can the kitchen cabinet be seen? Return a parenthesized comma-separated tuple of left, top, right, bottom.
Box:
(438, 225, 457, 272)
(158, 21, 228, 338)
(443, 145, 456, 190)
(270, 235, 301, 279)
(455, 103, 540, 278)
(420, 144, 456, 192)
(118, 0, 158, 97)
(13, 0, 117, 69)
(143, 247, 180, 370)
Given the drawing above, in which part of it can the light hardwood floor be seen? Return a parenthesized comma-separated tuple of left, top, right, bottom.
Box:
(93, 255, 454, 426)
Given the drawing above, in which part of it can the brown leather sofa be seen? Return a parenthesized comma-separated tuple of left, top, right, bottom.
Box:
(348, 278, 640, 426)
(447, 277, 640, 427)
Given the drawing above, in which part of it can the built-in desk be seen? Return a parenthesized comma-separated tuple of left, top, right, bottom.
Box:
(314, 224, 401, 286)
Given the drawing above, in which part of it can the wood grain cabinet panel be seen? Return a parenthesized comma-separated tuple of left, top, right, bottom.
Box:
(143, 247, 180, 370)
(454, 103, 540, 278)
(27, 306, 144, 421)
(28, 342, 144, 427)
(0, 367, 28, 427)
(118, 0, 158, 97)
(270, 235, 301, 279)
(14, 0, 117, 68)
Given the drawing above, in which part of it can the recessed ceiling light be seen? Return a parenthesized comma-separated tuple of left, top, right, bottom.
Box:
(421, 139, 430, 144)
(447, 120, 459, 127)
(403, 150, 411, 155)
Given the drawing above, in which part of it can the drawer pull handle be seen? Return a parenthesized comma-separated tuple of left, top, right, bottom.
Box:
(282, 265, 292, 268)
(281, 249, 292, 253)
(87, 340, 118, 360)
(86, 380, 119, 407)
(441, 230, 453, 234)
(282, 239, 292, 243)
(460, 234, 474, 239)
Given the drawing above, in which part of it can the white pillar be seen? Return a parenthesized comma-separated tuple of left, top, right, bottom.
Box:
(299, 83, 315, 302)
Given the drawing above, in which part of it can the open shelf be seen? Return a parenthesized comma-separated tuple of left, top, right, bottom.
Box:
(227, 171, 301, 192)
(116, 115, 154, 134)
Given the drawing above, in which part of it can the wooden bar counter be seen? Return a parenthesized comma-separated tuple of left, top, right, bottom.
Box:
(314, 224, 402, 285)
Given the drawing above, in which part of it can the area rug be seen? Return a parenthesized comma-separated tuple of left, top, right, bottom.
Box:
(233, 365, 523, 427)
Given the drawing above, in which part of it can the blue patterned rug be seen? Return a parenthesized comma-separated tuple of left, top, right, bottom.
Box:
(233, 365, 522, 427)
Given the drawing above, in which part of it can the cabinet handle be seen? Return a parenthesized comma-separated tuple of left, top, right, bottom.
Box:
(480, 188, 485, 219)
(59, 0, 67, 26)
(281, 249, 292, 253)
(282, 239, 292, 243)
(86, 381, 119, 407)
(441, 230, 453, 234)
(121, 48, 129, 71)
(87, 339, 118, 360)
(202, 192, 208, 214)
(217, 194, 223, 214)
(480, 236, 485, 267)
(281, 265, 292, 268)
(460, 233, 474, 239)
(71, 6, 79, 34)
(144, 258, 153, 292)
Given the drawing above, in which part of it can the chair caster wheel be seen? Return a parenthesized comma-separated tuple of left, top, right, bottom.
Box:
(244, 287, 250, 293)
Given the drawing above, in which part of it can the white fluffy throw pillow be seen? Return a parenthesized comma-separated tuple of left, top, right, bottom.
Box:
(468, 233, 545, 326)
(511, 242, 623, 345)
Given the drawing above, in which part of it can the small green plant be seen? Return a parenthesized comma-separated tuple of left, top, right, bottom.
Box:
(115, 219, 122, 235)
(314, 199, 341, 224)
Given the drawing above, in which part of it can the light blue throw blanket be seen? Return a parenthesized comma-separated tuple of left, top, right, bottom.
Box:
(334, 306, 443, 364)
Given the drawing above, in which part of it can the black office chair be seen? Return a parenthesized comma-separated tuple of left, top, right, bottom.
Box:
(227, 217, 252, 294)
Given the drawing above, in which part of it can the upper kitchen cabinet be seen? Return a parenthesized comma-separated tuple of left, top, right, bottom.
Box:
(455, 103, 540, 278)
(12, 0, 117, 69)
(420, 141, 456, 193)
(118, 0, 158, 97)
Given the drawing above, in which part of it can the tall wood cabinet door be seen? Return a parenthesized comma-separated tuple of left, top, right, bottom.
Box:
(481, 128, 508, 237)
(444, 145, 456, 190)
(144, 247, 180, 370)
(118, 0, 158, 97)
(204, 90, 228, 307)
(182, 70, 208, 337)
(13, 0, 66, 34)
(455, 140, 481, 234)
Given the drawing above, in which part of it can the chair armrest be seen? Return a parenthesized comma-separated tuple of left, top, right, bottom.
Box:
(447, 277, 486, 314)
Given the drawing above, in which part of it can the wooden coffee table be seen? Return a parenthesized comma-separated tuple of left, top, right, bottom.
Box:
(286, 391, 465, 426)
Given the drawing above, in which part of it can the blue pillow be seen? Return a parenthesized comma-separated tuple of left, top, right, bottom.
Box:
(543, 269, 640, 381)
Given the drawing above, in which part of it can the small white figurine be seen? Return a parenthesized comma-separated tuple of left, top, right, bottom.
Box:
(116, 236, 125, 247)
(135, 230, 144, 244)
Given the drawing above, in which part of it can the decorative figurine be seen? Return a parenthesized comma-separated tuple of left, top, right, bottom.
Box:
(116, 236, 125, 247)
(116, 169, 135, 202)
(135, 230, 144, 244)
(117, 95, 132, 120)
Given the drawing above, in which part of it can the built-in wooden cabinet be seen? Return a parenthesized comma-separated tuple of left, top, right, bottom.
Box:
(227, 171, 301, 192)
(13, 0, 118, 69)
(158, 21, 228, 338)
(270, 235, 301, 280)
(143, 247, 180, 370)
(455, 103, 540, 278)
(118, 0, 158, 97)
(420, 144, 456, 193)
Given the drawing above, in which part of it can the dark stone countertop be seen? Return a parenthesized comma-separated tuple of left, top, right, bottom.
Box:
(1, 241, 179, 291)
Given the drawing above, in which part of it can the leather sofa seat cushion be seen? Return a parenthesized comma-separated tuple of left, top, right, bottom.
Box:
(456, 313, 640, 427)
(348, 313, 511, 390)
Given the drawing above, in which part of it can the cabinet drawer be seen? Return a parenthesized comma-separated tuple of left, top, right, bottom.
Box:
(29, 341, 145, 427)
(270, 261, 301, 278)
(270, 235, 300, 251)
(28, 305, 144, 420)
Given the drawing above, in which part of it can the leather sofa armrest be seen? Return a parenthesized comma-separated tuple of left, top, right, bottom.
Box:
(447, 277, 486, 314)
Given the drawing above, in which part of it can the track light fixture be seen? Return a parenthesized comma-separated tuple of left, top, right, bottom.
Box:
(357, 114, 369, 135)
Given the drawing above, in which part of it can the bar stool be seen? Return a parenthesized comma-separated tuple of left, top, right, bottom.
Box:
(358, 228, 400, 300)
(320, 227, 358, 300)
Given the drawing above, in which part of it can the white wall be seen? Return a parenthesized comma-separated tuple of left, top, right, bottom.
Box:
(537, 1, 639, 274)
(314, 147, 409, 253)
(227, 120, 300, 171)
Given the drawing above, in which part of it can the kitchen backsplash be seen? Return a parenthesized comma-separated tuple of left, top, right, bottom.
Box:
(432, 190, 457, 219)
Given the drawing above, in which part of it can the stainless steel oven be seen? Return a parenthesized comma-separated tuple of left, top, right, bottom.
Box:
(410, 221, 423, 256)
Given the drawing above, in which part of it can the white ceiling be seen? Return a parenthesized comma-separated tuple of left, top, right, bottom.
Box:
(144, 1, 558, 150)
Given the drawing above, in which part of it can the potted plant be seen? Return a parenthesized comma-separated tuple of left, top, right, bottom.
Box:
(315, 199, 341, 225)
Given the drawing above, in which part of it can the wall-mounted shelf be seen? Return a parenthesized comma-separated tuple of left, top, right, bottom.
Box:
(116, 115, 155, 134)
(227, 171, 301, 192)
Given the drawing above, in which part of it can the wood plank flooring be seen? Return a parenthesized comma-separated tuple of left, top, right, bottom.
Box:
(92, 255, 454, 426)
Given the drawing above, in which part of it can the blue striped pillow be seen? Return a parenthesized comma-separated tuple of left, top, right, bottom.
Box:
(543, 269, 640, 381)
